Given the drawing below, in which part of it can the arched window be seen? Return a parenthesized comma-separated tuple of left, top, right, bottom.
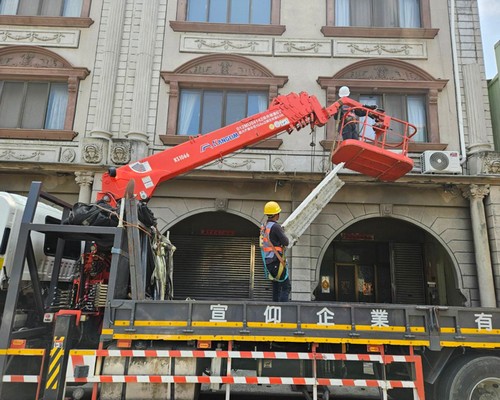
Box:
(318, 59, 447, 151)
(161, 54, 288, 149)
(0, 46, 89, 140)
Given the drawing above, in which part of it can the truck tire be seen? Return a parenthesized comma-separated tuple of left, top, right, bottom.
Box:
(437, 355, 500, 400)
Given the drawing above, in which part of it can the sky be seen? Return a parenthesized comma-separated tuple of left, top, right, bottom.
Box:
(478, 0, 500, 79)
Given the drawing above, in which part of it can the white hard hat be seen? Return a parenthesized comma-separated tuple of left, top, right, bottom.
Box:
(339, 86, 350, 97)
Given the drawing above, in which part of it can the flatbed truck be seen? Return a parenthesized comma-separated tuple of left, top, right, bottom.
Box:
(0, 92, 498, 400)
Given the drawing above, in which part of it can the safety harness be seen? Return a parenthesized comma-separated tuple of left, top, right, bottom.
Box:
(259, 221, 288, 282)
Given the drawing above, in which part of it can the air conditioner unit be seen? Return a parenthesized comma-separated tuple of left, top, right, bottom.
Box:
(420, 151, 462, 174)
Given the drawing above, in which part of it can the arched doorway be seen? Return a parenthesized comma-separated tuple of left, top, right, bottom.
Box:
(314, 217, 465, 306)
(168, 212, 271, 301)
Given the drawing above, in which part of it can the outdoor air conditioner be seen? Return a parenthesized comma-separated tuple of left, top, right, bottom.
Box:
(420, 151, 462, 174)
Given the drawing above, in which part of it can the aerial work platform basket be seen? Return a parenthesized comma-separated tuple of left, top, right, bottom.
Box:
(331, 106, 417, 181)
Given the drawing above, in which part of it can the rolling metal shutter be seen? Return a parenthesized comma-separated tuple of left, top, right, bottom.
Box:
(172, 235, 272, 301)
(392, 242, 425, 304)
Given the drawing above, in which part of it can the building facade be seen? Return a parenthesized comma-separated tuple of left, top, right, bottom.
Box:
(0, 0, 499, 308)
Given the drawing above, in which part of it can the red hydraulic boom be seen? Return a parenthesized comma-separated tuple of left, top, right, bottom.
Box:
(99, 92, 417, 203)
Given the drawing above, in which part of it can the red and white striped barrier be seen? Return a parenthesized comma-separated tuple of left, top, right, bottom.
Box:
(2, 347, 423, 400)
(2, 375, 40, 383)
(67, 374, 416, 389)
(70, 348, 416, 363)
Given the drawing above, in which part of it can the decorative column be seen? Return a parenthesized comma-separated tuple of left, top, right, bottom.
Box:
(126, 0, 160, 159)
(75, 171, 94, 204)
(463, 184, 496, 307)
(463, 63, 492, 153)
(89, 0, 127, 139)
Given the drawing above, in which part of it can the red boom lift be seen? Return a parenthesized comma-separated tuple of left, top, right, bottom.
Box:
(99, 92, 416, 204)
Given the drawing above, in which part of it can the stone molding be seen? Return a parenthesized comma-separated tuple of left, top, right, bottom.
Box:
(0, 147, 56, 162)
(179, 34, 427, 59)
(275, 39, 332, 57)
(180, 35, 272, 55)
(334, 39, 426, 59)
(0, 28, 80, 48)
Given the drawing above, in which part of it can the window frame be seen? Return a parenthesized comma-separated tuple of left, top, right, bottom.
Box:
(317, 59, 447, 152)
(0, 46, 89, 140)
(0, 80, 70, 130)
(322, 0, 438, 39)
(0, 0, 92, 28)
(177, 88, 269, 136)
(357, 92, 429, 143)
(160, 54, 288, 149)
(171, 0, 285, 36)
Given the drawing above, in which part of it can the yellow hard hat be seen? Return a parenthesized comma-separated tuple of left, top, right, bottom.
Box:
(264, 201, 281, 215)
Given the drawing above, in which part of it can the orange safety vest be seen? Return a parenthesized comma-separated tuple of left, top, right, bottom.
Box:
(259, 221, 283, 262)
(259, 221, 287, 282)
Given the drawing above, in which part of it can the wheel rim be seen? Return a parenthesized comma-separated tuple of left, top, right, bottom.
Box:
(469, 377, 500, 400)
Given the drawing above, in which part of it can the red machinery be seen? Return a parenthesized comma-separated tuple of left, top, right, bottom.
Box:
(99, 92, 417, 204)
(332, 105, 417, 181)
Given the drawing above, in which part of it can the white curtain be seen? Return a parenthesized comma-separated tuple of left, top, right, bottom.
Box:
(399, 0, 420, 28)
(63, 0, 82, 17)
(45, 83, 68, 130)
(178, 90, 200, 135)
(256, 92, 267, 112)
(376, 0, 398, 28)
(0, 0, 19, 14)
(407, 95, 426, 142)
(335, 0, 350, 26)
(351, 0, 371, 27)
(359, 95, 379, 141)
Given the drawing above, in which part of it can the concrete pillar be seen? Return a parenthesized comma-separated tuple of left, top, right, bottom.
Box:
(90, 0, 127, 139)
(75, 171, 95, 203)
(463, 63, 493, 154)
(126, 0, 160, 159)
(463, 184, 496, 307)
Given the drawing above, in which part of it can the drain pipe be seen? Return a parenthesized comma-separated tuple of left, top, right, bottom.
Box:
(449, 0, 467, 164)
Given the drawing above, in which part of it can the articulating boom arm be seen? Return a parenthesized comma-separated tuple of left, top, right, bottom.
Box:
(99, 92, 363, 202)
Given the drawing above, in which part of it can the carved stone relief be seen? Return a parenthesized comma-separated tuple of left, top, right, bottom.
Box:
(275, 39, 332, 57)
(183, 59, 268, 77)
(215, 198, 228, 211)
(462, 184, 490, 200)
(110, 141, 131, 165)
(216, 157, 256, 170)
(0, 29, 80, 48)
(181, 34, 272, 55)
(0, 51, 65, 68)
(82, 142, 103, 164)
(342, 65, 422, 80)
(481, 152, 500, 174)
(334, 39, 426, 59)
(380, 204, 393, 215)
(60, 148, 76, 163)
(204, 155, 268, 171)
(0, 146, 58, 162)
(272, 157, 285, 172)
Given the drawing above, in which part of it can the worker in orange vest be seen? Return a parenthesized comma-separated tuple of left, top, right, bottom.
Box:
(260, 201, 290, 302)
